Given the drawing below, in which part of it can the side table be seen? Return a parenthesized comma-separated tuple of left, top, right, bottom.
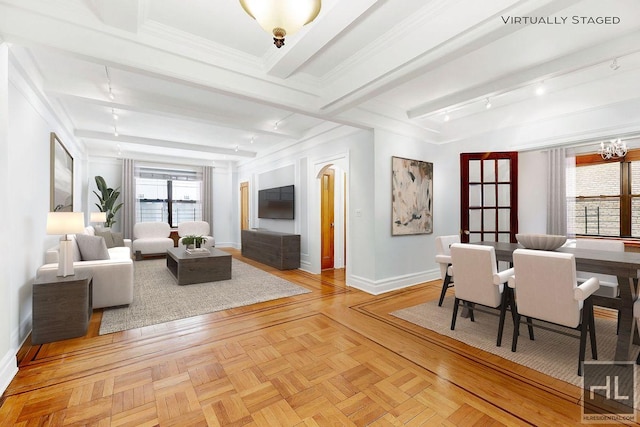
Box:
(32, 271, 93, 344)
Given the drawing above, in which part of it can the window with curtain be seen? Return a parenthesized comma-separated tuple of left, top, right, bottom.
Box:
(135, 165, 203, 227)
(571, 148, 640, 237)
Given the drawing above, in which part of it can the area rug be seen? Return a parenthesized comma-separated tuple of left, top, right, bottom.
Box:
(99, 258, 310, 334)
(391, 297, 640, 395)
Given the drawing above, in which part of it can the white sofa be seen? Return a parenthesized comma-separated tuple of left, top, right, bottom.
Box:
(177, 221, 215, 248)
(37, 226, 134, 309)
(132, 222, 174, 260)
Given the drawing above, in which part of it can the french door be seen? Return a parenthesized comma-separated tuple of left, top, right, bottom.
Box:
(460, 152, 518, 243)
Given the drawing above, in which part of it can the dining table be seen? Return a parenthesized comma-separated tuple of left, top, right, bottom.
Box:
(476, 241, 640, 362)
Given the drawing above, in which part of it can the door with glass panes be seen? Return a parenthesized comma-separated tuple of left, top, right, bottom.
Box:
(460, 152, 518, 243)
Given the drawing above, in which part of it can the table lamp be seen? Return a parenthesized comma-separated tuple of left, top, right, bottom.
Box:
(46, 212, 85, 277)
(90, 211, 107, 230)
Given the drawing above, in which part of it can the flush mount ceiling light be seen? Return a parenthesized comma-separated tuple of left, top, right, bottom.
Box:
(239, 0, 321, 48)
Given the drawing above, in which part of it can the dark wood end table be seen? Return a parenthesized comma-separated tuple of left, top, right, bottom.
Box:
(32, 271, 93, 344)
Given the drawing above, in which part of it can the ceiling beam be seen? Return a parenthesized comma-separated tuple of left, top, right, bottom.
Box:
(407, 30, 640, 119)
(49, 91, 302, 139)
(89, 0, 144, 33)
(264, 0, 381, 79)
(74, 130, 257, 158)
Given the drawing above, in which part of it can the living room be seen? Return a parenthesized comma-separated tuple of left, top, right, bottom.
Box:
(2, 0, 640, 420)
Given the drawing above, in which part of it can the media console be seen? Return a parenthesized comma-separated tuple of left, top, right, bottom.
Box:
(241, 229, 300, 270)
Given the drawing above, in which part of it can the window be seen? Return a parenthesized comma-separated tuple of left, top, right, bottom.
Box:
(570, 149, 640, 237)
(135, 166, 202, 227)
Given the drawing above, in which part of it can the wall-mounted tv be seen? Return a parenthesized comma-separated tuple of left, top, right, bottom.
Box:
(258, 185, 295, 219)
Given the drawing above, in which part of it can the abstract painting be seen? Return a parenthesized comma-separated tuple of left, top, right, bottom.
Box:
(392, 156, 433, 235)
(50, 132, 74, 212)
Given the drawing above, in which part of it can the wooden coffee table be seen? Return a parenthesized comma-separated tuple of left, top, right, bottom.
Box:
(166, 247, 232, 285)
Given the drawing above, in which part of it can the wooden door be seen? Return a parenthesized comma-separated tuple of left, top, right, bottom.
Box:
(321, 169, 335, 269)
(460, 152, 518, 243)
(240, 182, 249, 230)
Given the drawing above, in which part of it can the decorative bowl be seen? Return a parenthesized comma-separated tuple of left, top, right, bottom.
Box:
(516, 234, 567, 250)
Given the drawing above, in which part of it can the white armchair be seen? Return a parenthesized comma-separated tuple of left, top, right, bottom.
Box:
(132, 222, 174, 260)
(435, 235, 459, 306)
(510, 248, 600, 376)
(449, 243, 513, 347)
(177, 221, 215, 248)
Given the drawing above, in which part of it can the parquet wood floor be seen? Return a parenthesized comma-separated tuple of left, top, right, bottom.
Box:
(1, 249, 637, 426)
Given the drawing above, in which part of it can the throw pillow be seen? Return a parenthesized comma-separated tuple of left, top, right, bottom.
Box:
(95, 230, 115, 248)
(111, 232, 125, 247)
(75, 234, 110, 261)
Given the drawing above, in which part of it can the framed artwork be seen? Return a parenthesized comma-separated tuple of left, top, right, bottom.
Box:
(392, 156, 433, 235)
(50, 132, 74, 212)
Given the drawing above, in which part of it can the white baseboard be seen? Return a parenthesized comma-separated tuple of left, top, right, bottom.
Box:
(0, 348, 18, 396)
(347, 268, 440, 295)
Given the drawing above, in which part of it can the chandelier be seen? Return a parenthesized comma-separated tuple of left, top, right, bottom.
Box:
(239, 0, 321, 48)
(598, 138, 627, 160)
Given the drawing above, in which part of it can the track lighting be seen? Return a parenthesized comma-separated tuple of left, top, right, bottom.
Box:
(444, 113, 450, 122)
(610, 58, 620, 71)
(485, 98, 492, 109)
(274, 121, 279, 130)
(535, 82, 545, 96)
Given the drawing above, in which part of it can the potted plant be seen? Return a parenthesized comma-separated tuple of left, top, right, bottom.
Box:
(181, 235, 207, 249)
(93, 176, 124, 228)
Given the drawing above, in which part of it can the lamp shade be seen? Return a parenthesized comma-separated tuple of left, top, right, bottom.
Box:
(46, 212, 85, 235)
(90, 211, 107, 223)
(240, 0, 321, 47)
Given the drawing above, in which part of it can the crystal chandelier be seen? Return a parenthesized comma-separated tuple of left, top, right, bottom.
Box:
(239, 0, 321, 48)
(598, 138, 627, 160)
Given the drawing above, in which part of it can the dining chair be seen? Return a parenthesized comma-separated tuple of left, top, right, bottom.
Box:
(449, 243, 514, 347)
(509, 248, 600, 376)
(435, 235, 460, 306)
(576, 238, 623, 333)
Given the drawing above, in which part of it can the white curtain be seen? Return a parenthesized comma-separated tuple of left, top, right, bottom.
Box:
(202, 166, 214, 234)
(121, 158, 136, 239)
(546, 148, 569, 236)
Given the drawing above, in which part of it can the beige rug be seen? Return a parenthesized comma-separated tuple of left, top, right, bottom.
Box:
(391, 296, 640, 395)
(99, 258, 310, 335)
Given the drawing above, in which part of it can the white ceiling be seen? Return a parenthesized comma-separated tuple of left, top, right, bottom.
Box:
(1, 0, 640, 164)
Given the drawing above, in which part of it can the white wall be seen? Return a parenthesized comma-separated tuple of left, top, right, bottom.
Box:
(0, 47, 86, 394)
(237, 127, 375, 280)
(87, 157, 122, 231)
(0, 43, 16, 396)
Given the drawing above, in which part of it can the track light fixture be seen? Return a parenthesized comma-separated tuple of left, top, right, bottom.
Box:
(535, 81, 545, 96)
(610, 58, 620, 71)
(485, 98, 492, 109)
(105, 66, 115, 100)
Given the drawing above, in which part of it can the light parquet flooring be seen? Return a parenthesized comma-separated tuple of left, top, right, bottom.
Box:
(1, 249, 637, 426)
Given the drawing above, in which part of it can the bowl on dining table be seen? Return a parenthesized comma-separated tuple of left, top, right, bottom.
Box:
(515, 233, 567, 250)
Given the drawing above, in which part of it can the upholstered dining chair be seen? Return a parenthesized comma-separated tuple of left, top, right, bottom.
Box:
(435, 235, 460, 306)
(576, 238, 623, 298)
(509, 249, 600, 376)
(576, 238, 623, 332)
(449, 243, 514, 347)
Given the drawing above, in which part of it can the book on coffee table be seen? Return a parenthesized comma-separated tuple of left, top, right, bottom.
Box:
(186, 248, 210, 256)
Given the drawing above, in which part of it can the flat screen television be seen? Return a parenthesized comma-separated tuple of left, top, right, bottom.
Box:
(258, 185, 295, 219)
